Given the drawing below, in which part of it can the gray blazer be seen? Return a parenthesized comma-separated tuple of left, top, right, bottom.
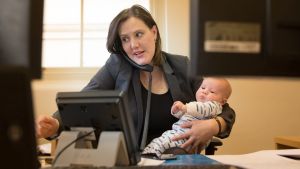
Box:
(53, 52, 235, 140)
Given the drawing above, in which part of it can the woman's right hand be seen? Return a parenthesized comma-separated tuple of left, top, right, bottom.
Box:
(172, 118, 219, 153)
(36, 115, 59, 139)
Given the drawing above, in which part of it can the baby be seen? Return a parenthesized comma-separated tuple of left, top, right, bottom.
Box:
(142, 77, 232, 158)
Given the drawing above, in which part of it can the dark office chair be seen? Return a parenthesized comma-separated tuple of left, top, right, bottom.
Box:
(205, 137, 223, 155)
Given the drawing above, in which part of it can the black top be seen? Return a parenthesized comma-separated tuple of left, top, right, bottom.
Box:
(141, 84, 177, 144)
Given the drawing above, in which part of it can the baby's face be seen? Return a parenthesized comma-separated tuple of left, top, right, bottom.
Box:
(196, 78, 228, 104)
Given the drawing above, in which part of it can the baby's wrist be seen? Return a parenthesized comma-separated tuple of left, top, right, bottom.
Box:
(172, 110, 184, 119)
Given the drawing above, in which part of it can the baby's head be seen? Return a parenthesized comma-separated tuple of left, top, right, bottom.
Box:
(196, 77, 232, 105)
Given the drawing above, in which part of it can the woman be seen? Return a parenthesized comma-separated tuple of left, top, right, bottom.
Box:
(36, 5, 235, 153)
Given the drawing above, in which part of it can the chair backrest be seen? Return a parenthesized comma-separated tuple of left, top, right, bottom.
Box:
(205, 137, 223, 155)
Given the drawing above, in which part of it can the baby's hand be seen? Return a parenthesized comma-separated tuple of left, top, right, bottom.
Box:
(171, 101, 186, 118)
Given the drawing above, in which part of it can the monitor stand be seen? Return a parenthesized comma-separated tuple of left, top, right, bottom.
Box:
(53, 128, 129, 167)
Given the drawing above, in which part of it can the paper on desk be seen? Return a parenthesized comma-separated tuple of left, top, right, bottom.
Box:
(138, 158, 165, 166)
(208, 149, 300, 169)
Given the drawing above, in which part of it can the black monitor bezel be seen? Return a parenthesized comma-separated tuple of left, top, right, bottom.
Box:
(56, 90, 140, 165)
(0, 67, 39, 169)
(29, 0, 44, 79)
(0, 0, 44, 79)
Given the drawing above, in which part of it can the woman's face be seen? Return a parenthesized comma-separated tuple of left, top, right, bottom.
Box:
(119, 17, 157, 66)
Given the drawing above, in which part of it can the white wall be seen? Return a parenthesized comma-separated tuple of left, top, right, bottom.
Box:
(33, 0, 300, 153)
(162, 0, 189, 55)
(32, 68, 97, 117)
(222, 78, 300, 154)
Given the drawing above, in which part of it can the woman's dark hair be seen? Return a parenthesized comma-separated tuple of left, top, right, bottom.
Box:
(106, 5, 163, 65)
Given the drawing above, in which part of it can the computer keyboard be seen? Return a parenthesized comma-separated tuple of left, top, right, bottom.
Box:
(45, 164, 243, 169)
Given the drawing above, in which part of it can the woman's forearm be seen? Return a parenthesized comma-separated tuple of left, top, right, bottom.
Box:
(217, 103, 236, 138)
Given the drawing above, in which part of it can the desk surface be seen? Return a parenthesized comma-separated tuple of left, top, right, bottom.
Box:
(44, 165, 241, 169)
(209, 149, 300, 169)
(41, 151, 300, 169)
(274, 136, 300, 149)
(41, 155, 241, 169)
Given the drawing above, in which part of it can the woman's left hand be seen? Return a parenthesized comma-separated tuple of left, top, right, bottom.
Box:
(172, 119, 219, 153)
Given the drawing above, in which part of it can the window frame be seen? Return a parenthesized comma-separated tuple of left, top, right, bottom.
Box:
(41, 0, 166, 81)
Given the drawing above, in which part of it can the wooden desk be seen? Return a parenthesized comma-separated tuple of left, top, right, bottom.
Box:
(274, 136, 300, 149)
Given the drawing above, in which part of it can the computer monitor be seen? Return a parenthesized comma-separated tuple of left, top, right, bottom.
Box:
(0, 1, 44, 168)
(56, 90, 140, 166)
(190, 0, 300, 77)
(0, 67, 39, 169)
(0, 0, 44, 79)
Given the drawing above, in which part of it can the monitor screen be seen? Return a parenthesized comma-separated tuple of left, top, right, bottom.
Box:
(56, 90, 140, 165)
(0, 0, 44, 79)
(190, 0, 300, 77)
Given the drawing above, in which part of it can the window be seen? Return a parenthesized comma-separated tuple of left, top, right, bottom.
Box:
(42, 0, 150, 68)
